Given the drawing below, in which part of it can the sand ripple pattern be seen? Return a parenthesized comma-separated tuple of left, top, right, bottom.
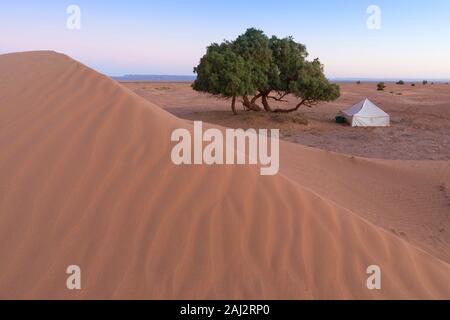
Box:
(0, 51, 449, 299)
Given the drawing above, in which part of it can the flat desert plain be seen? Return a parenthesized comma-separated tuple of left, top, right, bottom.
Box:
(124, 82, 450, 160)
(0, 51, 449, 299)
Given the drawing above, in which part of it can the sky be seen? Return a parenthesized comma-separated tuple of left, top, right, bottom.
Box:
(1, 0, 450, 79)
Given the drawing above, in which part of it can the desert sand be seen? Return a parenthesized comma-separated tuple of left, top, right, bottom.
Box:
(0, 51, 449, 299)
(125, 81, 450, 263)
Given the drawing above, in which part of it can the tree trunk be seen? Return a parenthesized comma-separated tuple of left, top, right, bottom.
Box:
(231, 96, 237, 115)
(243, 95, 262, 111)
(261, 94, 272, 112)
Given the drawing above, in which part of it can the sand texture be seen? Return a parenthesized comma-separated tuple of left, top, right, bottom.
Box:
(0, 51, 449, 299)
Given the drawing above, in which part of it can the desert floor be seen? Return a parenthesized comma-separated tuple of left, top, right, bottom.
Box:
(123, 82, 450, 161)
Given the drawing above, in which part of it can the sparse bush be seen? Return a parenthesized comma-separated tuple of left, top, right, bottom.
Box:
(411, 83, 416, 86)
(377, 82, 386, 91)
(271, 112, 308, 125)
(423, 80, 428, 85)
(155, 86, 171, 91)
(396, 80, 405, 85)
(356, 81, 361, 85)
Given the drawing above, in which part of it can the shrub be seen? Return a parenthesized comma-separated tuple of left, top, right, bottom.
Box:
(377, 82, 386, 91)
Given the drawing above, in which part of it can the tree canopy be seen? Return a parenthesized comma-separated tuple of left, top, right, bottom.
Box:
(193, 28, 340, 114)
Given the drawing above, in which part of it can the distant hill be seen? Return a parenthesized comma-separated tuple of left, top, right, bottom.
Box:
(112, 74, 196, 82)
(112, 75, 450, 83)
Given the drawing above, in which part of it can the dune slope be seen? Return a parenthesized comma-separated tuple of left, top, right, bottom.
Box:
(279, 143, 450, 263)
(0, 51, 449, 299)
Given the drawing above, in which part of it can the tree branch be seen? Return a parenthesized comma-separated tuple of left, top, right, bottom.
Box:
(267, 92, 289, 102)
(251, 92, 263, 104)
(273, 99, 306, 113)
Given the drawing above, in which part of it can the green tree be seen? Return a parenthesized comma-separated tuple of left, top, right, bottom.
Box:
(193, 28, 340, 114)
(377, 82, 386, 91)
(192, 42, 256, 115)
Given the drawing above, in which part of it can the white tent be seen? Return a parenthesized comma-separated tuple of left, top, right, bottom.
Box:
(341, 99, 390, 127)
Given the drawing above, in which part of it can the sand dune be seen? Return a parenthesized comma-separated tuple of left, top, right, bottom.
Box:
(0, 51, 449, 299)
(279, 143, 450, 263)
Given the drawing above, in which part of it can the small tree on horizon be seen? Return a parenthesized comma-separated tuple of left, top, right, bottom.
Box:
(396, 80, 405, 85)
(377, 82, 386, 91)
(193, 28, 340, 115)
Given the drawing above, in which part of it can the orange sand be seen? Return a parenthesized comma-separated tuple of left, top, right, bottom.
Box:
(0, 51, 449, 299)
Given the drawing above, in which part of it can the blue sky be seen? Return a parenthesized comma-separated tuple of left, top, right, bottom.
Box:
(1, 0, 449, 78)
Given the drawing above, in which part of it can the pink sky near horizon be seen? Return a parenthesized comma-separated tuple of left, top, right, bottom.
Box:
(1, 1, 450, 79)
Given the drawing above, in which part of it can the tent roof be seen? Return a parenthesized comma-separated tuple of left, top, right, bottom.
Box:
(342, 99, 389, 117)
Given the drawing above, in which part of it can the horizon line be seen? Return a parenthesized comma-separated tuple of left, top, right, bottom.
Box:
(111, 74, 450, 83)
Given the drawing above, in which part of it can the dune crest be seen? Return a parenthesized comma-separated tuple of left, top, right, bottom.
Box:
(0, 51, 449, 299)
